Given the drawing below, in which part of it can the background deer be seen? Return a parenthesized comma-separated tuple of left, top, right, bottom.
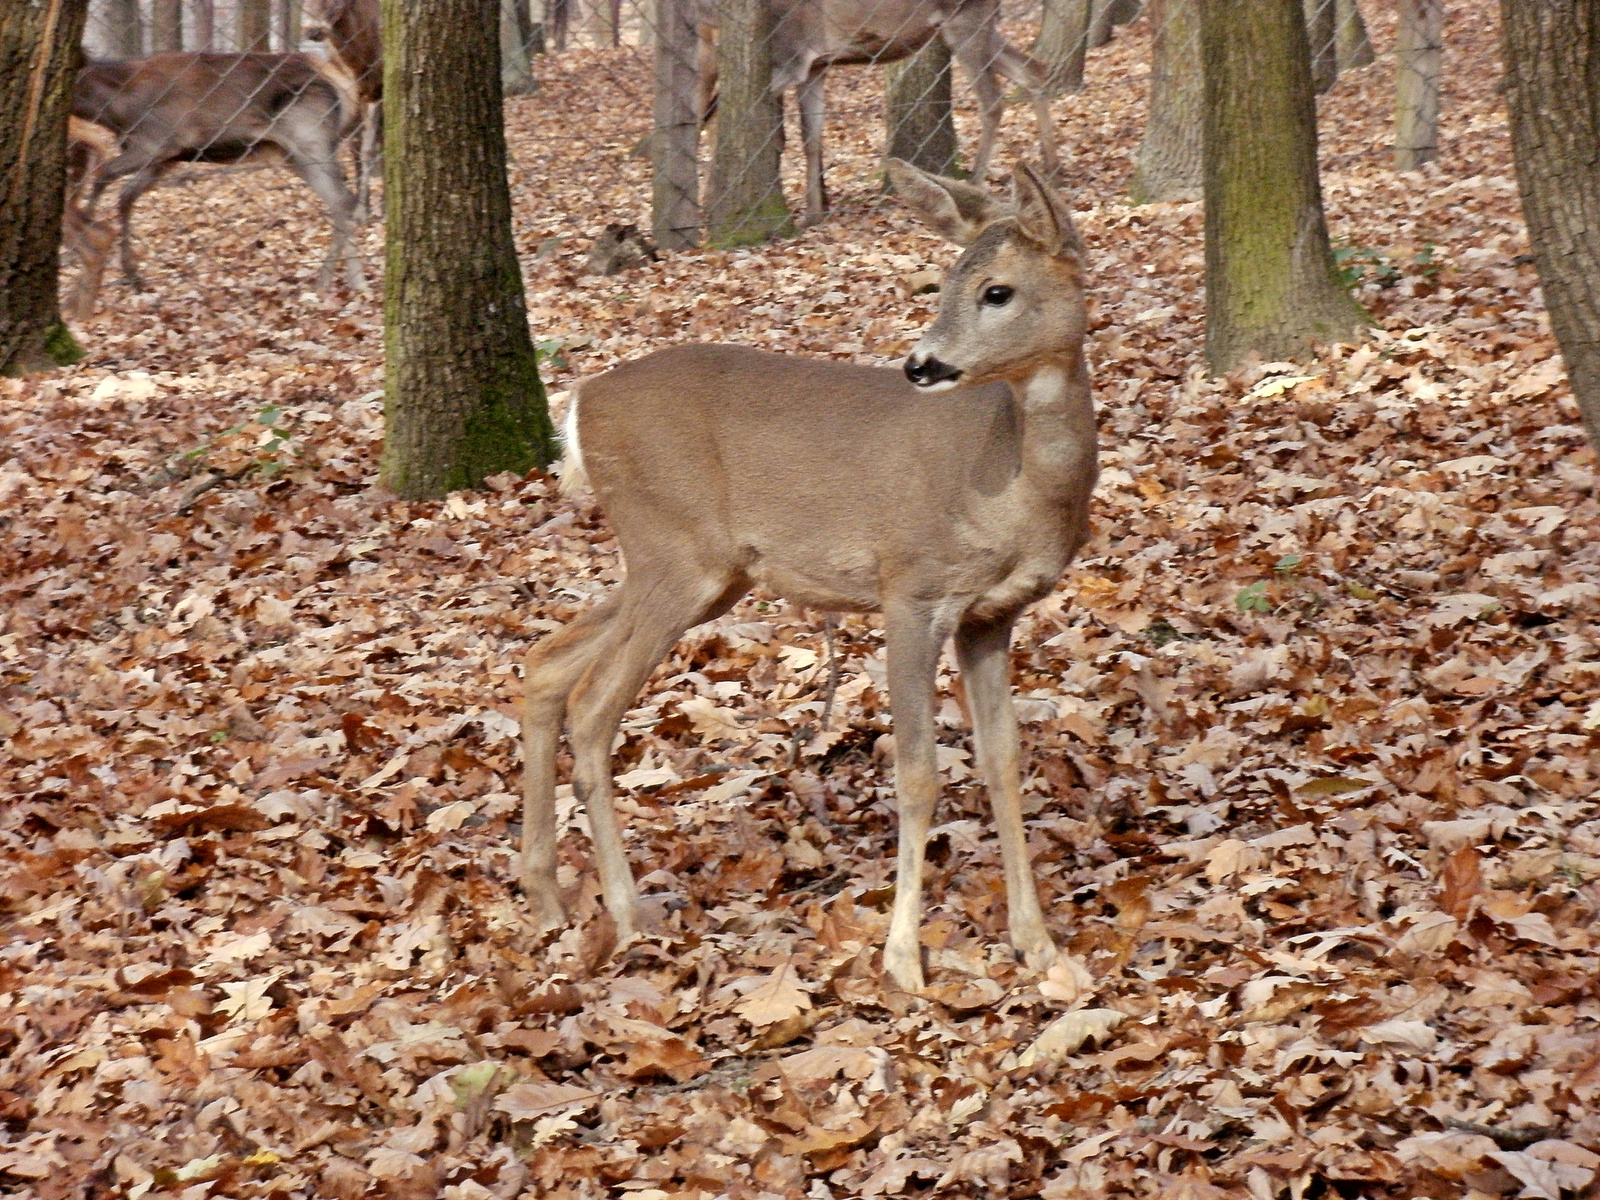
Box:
(523, 159, 1095, 992)
(60, 117, 119, 322)
(304, 0, 383, 223)
(73, 52, 366, 294)
(704, 0, 1061, 226)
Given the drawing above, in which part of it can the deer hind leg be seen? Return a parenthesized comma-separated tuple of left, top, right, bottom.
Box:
(564, 568, 744, 939)
(521, 593, 624, 930)
(113, 167, 163, 292)
(881, 599, 959, 993)
(954, 614, 1056, 972)
(282, 120, 366, 292)
(797, 71, 827, 227)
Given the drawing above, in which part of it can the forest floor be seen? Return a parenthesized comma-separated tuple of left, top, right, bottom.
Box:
(4, 1, 1600, 1197)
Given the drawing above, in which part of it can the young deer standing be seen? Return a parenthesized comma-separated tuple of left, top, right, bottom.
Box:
(523, 161, 1096, 992)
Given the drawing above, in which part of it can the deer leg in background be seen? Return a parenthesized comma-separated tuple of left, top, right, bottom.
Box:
(110, 164, 166, 291)
(797, 70, 828, 226)
(62, 206, 116, 322)
(280, 123, 366, 291)
(881, 600, 957, 993)
(521, 594, 624, 929)
(954, 614, 1057, 970)
(563, 568, 743, 937)
(945, 24, 1006, 182)
(355, 101, 382, 224)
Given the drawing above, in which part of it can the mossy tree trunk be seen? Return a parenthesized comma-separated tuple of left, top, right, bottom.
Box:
(705, 0, 790, 247)
(1501, 0, 1600, 448)
(1200, 0, 1369, 372)
(0, 0, 89, 377)
(886, 36, 957, 177)
(1394, 0, 1442, 171)
(1130, 0, 1202, 203)
(378, 0, 556, 498)
(1034, 0, 1090, 93)
(236, 0, 270, 51)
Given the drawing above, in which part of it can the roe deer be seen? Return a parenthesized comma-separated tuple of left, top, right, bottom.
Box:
(61, 117, 119, 322)
(73, 52, 365, 293)
(303, 0, 382, 223)
(522, 160, 1096, 992)
(702, 0, 1061, 227)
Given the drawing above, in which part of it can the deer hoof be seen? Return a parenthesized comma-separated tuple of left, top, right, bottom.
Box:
(882, 940, 926, 994)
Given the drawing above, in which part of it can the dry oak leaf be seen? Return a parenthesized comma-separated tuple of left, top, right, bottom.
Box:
(732, 961, 813, 1027)
(1394, 1130, 1499, 1180)
(779, 1044, 887, 1087)
(494, 1081, 601, 1123)
(1015, 1008, 1125, 1068)
(1490, 1141, 1600, 1199)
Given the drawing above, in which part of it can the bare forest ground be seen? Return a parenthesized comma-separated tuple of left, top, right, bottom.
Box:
(4, 2, 1600, 1197)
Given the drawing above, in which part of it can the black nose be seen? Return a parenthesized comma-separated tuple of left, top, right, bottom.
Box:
(904, 354, 963, 387)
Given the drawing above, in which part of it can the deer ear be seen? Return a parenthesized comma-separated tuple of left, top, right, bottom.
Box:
(1010, 163, 1084, 261)
(887, 158, 1007, 246)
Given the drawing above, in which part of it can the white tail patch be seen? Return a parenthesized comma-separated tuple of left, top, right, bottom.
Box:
(558, 389, 589, 497)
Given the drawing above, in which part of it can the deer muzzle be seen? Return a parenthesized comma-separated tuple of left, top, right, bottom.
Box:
(904, 352, 963, 390)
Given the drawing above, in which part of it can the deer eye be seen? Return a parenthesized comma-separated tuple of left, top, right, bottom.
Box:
(981, 284, 1014, 307)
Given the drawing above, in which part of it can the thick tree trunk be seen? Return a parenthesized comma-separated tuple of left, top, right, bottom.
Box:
(502, 0, 537, 93)
(1335, 0, 1374, 72)
(652, 0, 701, 248)
(236, 0, 270, 51)
(885, 36, 958, 177)
(1130, 0, 1201, 203)
(1034, 0, 1091, 94)
(705, 0, 790, 247)
(1304, 0, 1337, 93)
(1394, 0, 1442, 171)
(193, 0, 215, 48)
(1201, 0, 1369, 372)
(1, 0, 90, 376)
(378, 0, 555, 498)
(152, 0, 183, 52)
(1501, 0, 1600, 449)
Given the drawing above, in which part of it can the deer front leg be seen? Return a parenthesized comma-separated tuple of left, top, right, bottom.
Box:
(797, 72, 828, 226)
(954, 615, 1056, 971)
(881, 602, 951, 993)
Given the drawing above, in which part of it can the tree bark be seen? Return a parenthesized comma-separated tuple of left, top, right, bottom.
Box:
(1201, 0, 1369, 372)
(705, 0, 790, 247)
(1130, 0, 1202, 203)
(1088, 0, 1137, 49)
(1034, 0, 1091, 94)
(548, 0, 571, 51)
(378, 0, 556, 498)
(236, 0, 270, 51)
(1501, 0, 1600, 448)
(1394, 0, 1441, 171)
(152, 0, 183, 52)
(273, 0, 300, 50)
(193, 0, 215, 48)
(885, 36, 958, 177)
(1335, 0, 1374, 72)
(98, 0, 144, 56)
(652, 0, 701, 248)
(502, 0, 537, 93)
(1304, 0, 1337, 93)
(0, 0, 90, 376)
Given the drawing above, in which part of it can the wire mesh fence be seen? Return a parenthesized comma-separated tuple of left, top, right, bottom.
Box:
(63, 0, 1441, 312)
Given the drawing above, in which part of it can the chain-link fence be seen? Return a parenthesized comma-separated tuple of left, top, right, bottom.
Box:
(64, 0, 1442, 312)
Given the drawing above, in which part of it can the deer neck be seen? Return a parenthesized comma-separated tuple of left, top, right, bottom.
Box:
(1009, 353, 1097, 505)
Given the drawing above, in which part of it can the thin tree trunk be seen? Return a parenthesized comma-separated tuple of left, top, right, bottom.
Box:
(273, 0, 300, 50)
(1335, 0, 1374, 72)
(502, 0, 537, 93)
(1394, 0, 1442, 171)
(1501, 0, 1600, 448)
(378, 0, 556, 497)
(1130, 0, 1201, 203)
(885, 36, 957, 177)
(100, 0, 144, 56)
(1034, 0, 1091, 94)
(706, 0, 790, 247)
(1201, 0, 1369, 372)
(152, 0, 183, 52)
(586, 0, 616, 47)
(652, 0, 701, 248)
(236, 0, 270, 51)
(192, 0, 215, 48)
(0, 0, 91, 376)
(549, 0, 571, 51)
(1304, 0, 1337, 93)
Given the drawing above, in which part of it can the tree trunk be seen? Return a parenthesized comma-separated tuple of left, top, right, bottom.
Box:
(0, 0, 90, 376)
(152, 0, 183, 52)
(1088, 0, 1137, 49)
(273, 0, 300, 50)
(193, 0, 215, 48)
(236, 0, 270, 51)
(548, 0, 571, 51)
(652, 0, 701, 248)
(98, 0, 144, 56)
(1034, 0, 1090, 94)
(1304, 0, 1337, 93)
(1201, 0, 1369, 372)
(885, 36, 958, 177)
(1130, 0, 1202, 203)
(502, 0, 537, 93)
(1335, 0, 1374, 72)
(1501, 0, 1600, 448)
(378, 0, 556, 498)
(1394, 0, 1441, 171)
(705, 0, 790, 247)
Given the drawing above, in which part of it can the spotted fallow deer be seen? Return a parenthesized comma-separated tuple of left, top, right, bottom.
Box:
(521, 160, 1096, 993)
